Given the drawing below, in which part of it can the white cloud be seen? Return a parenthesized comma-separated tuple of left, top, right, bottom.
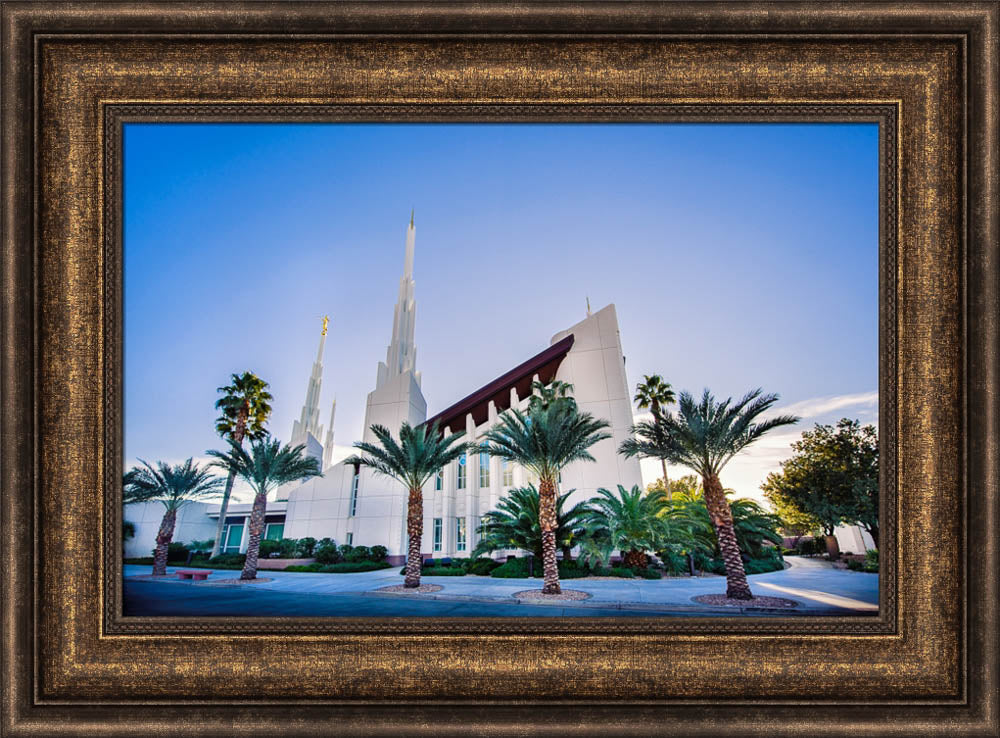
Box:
(766, 391, 878, 421)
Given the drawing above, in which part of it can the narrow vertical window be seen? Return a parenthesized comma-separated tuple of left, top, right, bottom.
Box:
(479, 444, 490, 487)
(433, 518, 443, 552)
(435, 469, 443, 491)
(502, 459, 513, 487)
(349, 469, 360, 517)
(457, 454, 466, 489)
(346, 532, 353, 546)
(456, 518, 467, 552)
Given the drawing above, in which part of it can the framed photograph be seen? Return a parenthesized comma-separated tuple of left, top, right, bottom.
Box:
(2, 2, 996, 736)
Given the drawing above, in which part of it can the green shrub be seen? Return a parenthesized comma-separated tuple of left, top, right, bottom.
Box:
(276, 538, 298, 557)
(295, 537, 317, 557)
(610, 566, 635, 578)
(124, 557, 154, 564)
(659, 547, 691, 576)
(864, 549, 879, 572)
(346, 545, 371, 563)
(466, 557, 502, 576)
(165, 542, 189, 562)
(314, 540, 342, 565)
(745, 556, 784, 575)
(338, 544, 354, 559)
(589, 565, 612, 576)
(557, 560, 590, 579)
(320, 561, 393, 573)
(422, 566, 467, 576)
(490, 558, 532, 578)
(638, 568, 663, 579)
(258, 539, 282, 559)
(283, 563, 325, 572)
(845, 559, 864, 571)
(207, 553, 246, 569)
(370, 545, 388, 562)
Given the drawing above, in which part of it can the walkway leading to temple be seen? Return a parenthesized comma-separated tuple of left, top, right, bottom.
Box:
(123, 557, 878, 618)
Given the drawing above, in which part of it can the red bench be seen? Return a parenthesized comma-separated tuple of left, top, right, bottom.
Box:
(176, 570, 210, 581)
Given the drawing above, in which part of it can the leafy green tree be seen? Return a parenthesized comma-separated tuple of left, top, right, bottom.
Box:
(763, 485, 823, 545)
(621, 388, 798, 599)
(633, 375, 677, 498)
(210, 372, 273, 558)
(207, 436, 320, 580)
(346, 421, 470, 588)
(473, 484, 589, 562)
(580, 485, 673, 568)
(481, 380, 611, 594)
(123, 459, 224, 576)
(761, 418, 879, 547)
(647, 474, 702, 501)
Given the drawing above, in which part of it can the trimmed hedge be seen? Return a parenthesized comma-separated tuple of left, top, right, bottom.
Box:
(490, 558, 533, 578)
(285, 561, 393, 573)
(421, 566, 467, 576)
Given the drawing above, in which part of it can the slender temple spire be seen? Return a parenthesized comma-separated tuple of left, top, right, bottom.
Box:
(376, 214, 420, 388)
(291, 315, 329, 454)
(322, 396, 337, 469)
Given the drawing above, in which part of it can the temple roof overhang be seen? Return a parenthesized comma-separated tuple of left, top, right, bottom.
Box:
(423, 334, 575, 433)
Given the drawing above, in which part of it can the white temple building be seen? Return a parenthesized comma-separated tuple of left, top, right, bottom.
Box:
(124, 214, 641, 562)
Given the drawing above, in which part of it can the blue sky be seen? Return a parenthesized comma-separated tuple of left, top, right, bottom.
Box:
(124, 122, 878, 500)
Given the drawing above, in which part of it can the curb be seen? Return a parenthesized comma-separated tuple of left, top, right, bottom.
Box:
(362, 589, 852, 616)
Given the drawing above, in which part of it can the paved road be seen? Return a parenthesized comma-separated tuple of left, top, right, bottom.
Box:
(124, 556, 878, 618)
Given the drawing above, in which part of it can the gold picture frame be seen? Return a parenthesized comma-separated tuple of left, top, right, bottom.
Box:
(2, 2, 996, 734)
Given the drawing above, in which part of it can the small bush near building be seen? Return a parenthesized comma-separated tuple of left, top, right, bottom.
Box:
(321, 561, 393, 573)
(207, 553, 246, 569)
(421, 566, 467, 576)
(258, 539, 282, 559)
(369, 545, 388, 563)
(609, 566, 635, 578)
(638, 568, 663, 579)
(490, 557, 533, 578)
(314, 539, 342, 565)
(295, 537, 317, 557)
(165, 542, 189, 563)
(338, 544, 354, 560)
(345, 545, 371, 563)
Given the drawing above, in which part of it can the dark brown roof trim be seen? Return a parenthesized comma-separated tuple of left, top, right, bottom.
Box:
(424, 334, 575, 433)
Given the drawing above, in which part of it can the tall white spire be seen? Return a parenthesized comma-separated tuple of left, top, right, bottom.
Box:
(322, 396, 336, 469)
(376, 213, 420, 389)
(291, 316, 328, 453)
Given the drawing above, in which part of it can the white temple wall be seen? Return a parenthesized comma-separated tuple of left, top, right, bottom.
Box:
(123, 501, 218, 558)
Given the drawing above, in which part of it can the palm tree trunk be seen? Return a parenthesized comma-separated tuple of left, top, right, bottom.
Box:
(152, 508, 177, 576)
(703, 473, 753, 600)
(623, 549, 648, 569)
(661, 458, 671, 501)
(538, 477, 561, 594)
(210, 468, 238, 559)
(239, 492, 267, 580)
(404, 487, 423, 588)
(210, 413, 247, 559)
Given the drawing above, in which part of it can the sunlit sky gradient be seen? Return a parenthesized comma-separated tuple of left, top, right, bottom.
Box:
(124, 122, 878, 502)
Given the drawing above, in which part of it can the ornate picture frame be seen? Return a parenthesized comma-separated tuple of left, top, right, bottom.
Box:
(2, 2, 996, 735)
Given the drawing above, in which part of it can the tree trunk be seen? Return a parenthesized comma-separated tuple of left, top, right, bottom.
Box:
(404, 486, 423, 588)
(702, 473, 753, 600)
(538, 477, 561, 594)
(622, 549, 648, 569)
(661, 459, 671, 501)
(151, 508, 177, 576)
(210, 408, 247, 559)
(210, 469, 238, 559)
(824, 535, 841, 560)
(239, 491, 268, 580)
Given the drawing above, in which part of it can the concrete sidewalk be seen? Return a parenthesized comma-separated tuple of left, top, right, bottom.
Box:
(125, 556, 878, 616)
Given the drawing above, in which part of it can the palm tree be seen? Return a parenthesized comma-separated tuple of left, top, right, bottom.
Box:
(123, 459, 225, 576)
(620, 388, 798, 600)
(632, 375, 677, 499)
(346, 421, 470, 588)
(480, 381, 611, 594)
(207, 436, 320, 580)
(210, 372, 273, 559)
(581, 484, 673, 569)
(473, 484, 589, 562)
